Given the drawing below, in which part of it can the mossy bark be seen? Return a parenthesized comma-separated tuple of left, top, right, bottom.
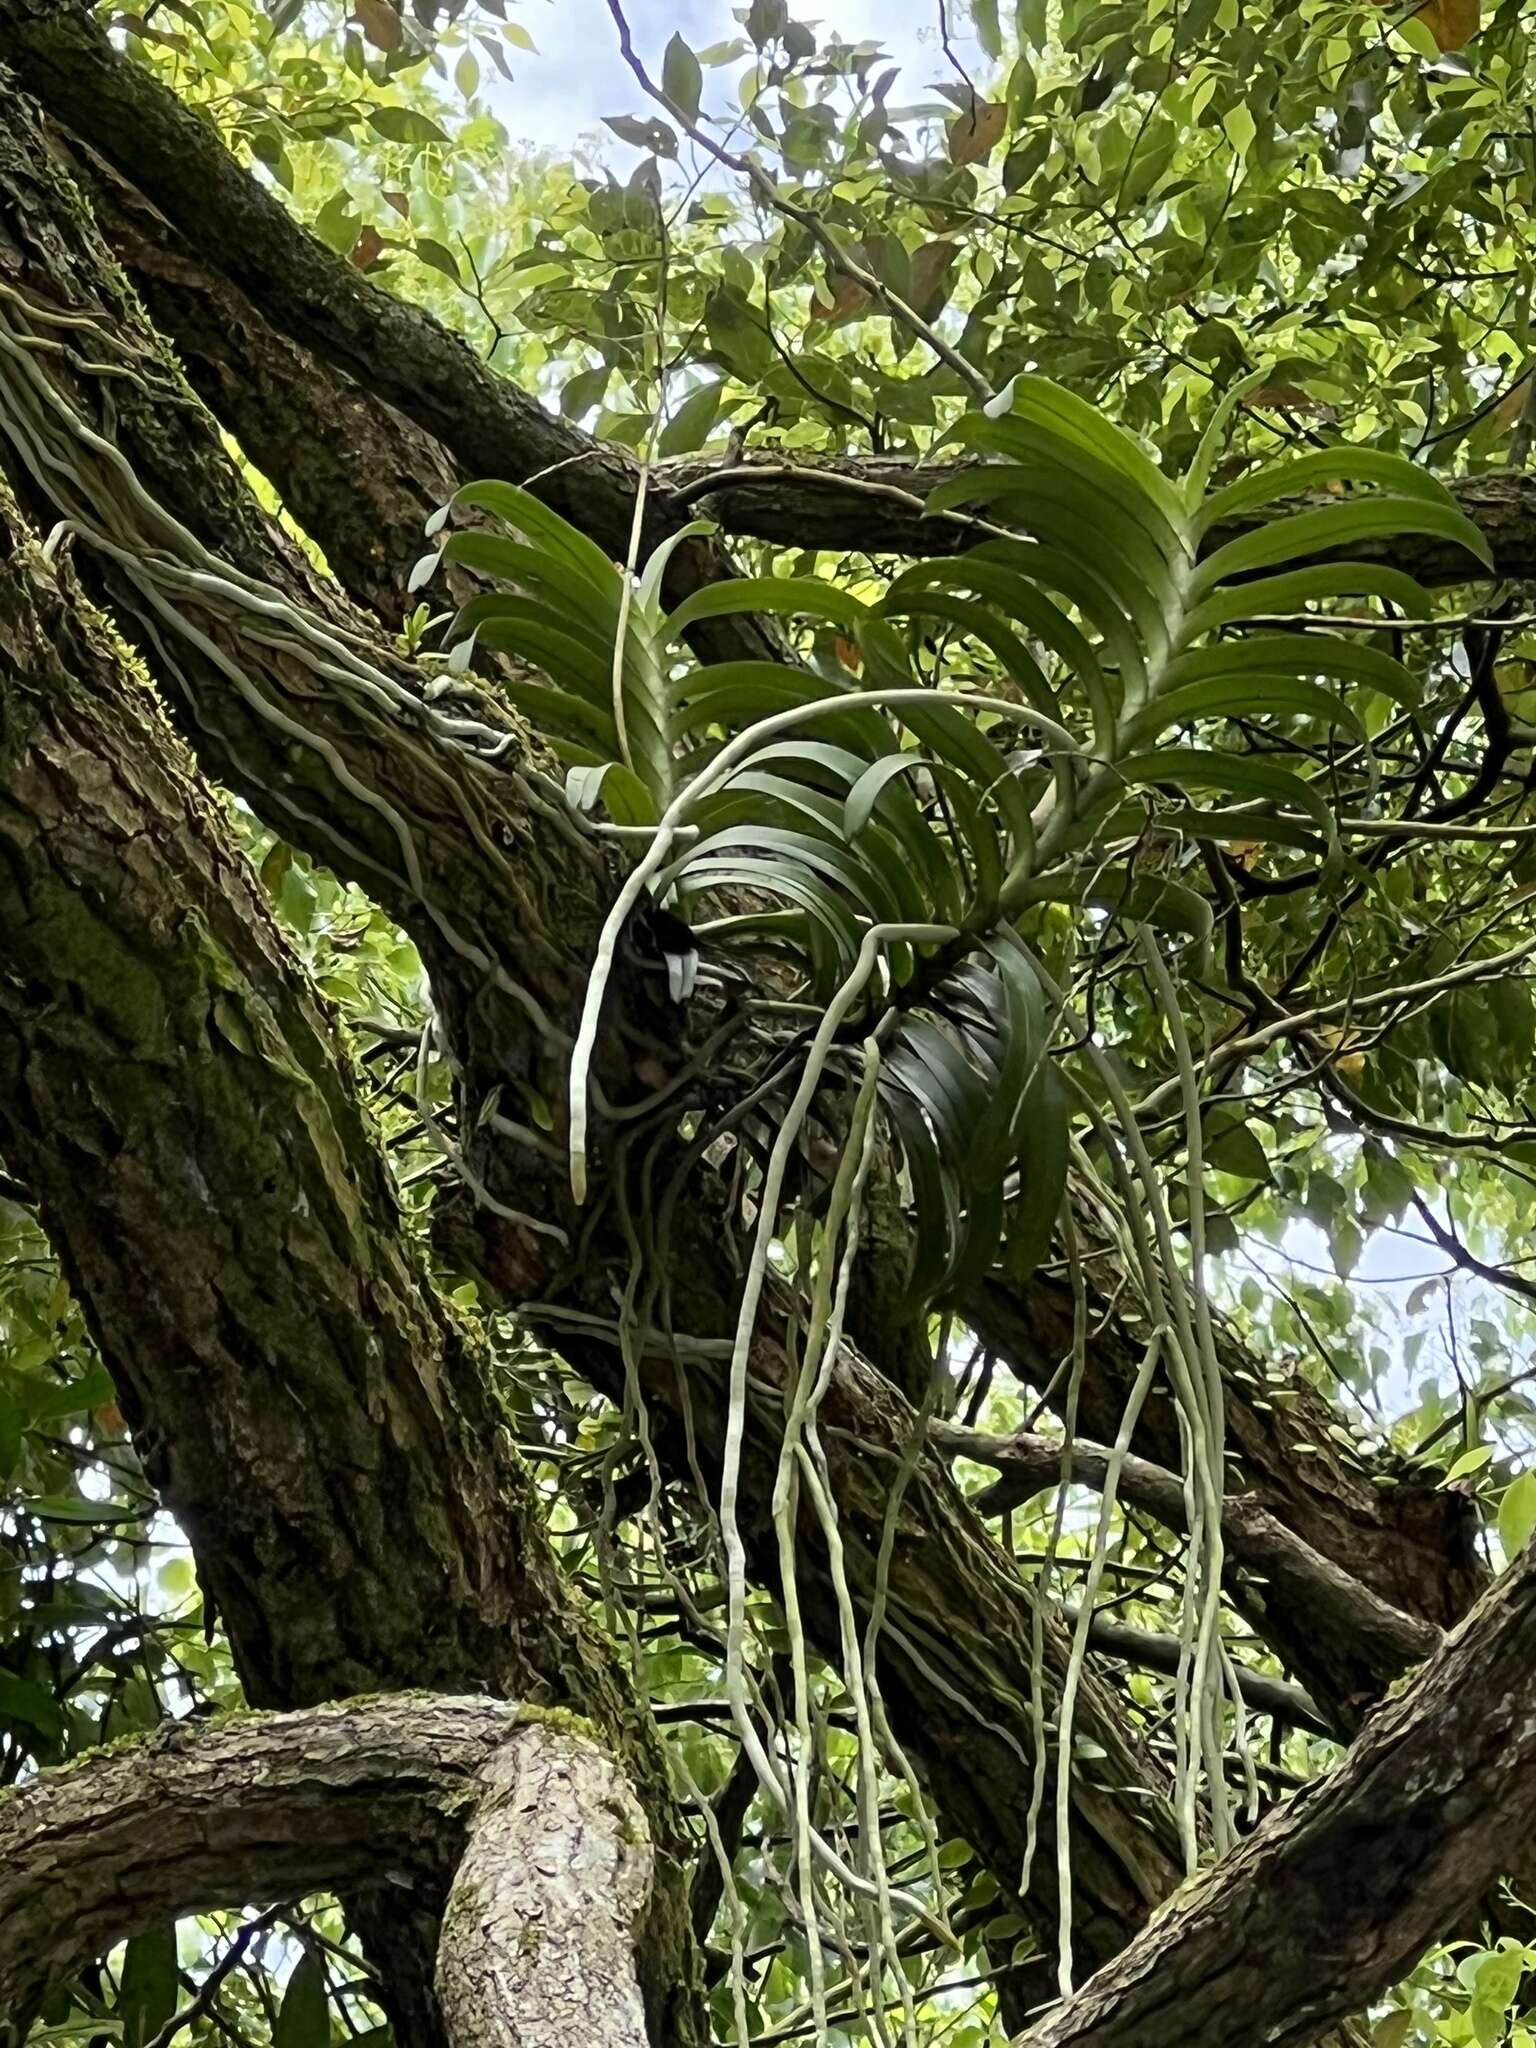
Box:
(0, 65, 1191, 1988)
(0, 498, 701, 2047)
(1, 1693, 655, 2048)
(0, 20, 1514, 2040)
(0, 1696, 510, 2036)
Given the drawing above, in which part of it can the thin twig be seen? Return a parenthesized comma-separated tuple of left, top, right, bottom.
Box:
(143, 1904, 290, 2048)
(600, 1, 994, 405)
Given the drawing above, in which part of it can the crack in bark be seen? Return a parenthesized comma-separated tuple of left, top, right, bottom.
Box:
(0, 1695, 652, 2048)
(0, 485, 699, 2047)
(0, 20, 1524, 2045)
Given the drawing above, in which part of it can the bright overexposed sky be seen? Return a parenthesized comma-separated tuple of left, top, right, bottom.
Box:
(492, 0, 982, 153)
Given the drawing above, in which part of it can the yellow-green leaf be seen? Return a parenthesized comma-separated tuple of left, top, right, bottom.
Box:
(1222, 103, 1256, 156)
(1499, 1470, 1536, 1559)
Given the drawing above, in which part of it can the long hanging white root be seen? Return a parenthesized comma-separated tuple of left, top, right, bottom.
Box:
(1052, 1327, 1164, 1999)
(1020, 1201, 1088, 1907)
(1021, 931, 1241, 1951)
(714, 924, 958, 1932)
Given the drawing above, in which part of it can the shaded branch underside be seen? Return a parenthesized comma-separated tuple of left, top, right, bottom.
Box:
(0, 11, 1528, 2046)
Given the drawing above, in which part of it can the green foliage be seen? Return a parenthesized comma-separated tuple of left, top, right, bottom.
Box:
(273, 1952, 331, 2048)
(113, 0, 1536, 466)
(17, 3, 1536, 2044)
(430, 370, 1482, 1302)
(119, 1928, 178, 2048)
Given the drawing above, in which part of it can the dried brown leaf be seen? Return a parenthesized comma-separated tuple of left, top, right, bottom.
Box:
(354, 0, 402, 51)
(947, 97, 1007, 166)
(808, 273, 873, 324)
(1416, 0, 1477, 50)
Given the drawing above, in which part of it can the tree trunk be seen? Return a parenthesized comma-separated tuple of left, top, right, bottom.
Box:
(0, 482, 700, 2045)
(0, 1695, 653, 2048)
(0, 13, 1523, 2042)
(1018, 1531, 1536, 2048)
(0, 64, 1194, 1983)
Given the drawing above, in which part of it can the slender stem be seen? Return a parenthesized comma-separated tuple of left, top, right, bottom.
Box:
(601, 0, 994, 405)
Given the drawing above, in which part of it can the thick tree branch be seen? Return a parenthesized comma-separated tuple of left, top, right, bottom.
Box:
(935, 1421, 1438, 1732)
(0, 1696, 509, 2035)
(0, 487, 697, 2044)
(0, 2, 607, 530)
(1017, 1537, 1536, 2048)
(0, 0, 783, 667)
(0, 77, 1194, 1988)
(1, 2, 1530, 600)
(436, 1713, 653, 2048)
(66, 138, 469, 638)
(0, 1695, 652, 2048)
(664, 456, 1536, 585)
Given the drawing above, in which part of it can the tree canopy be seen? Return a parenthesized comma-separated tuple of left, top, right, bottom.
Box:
(4, 2, 1536, 2047)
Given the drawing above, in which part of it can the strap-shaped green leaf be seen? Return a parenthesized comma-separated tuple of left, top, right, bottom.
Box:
(1194, 496, 1492, 593)
(967, 537, 1148, 707)
(452, 478, 619, 586)
(1125, 674, 1366, 748)
(749, 740, 963, 922)
(1114, 747, 1338, 848)
(447, 514, 687, 808)
(923, 464, 1172, 658)
(675, 856, 865, 984)
(1159, 632, 1420, 709)
(954, 409, 1193, 572)
(877, 587, 1059, 721)
(664, 575, 870, 643)
(443, 531, 618, 636)
(963, 372, 1186, 530)
(671, 824, 911, 924)
(1198, 445, 1459, 533)
(1180, 561, 1435, 640)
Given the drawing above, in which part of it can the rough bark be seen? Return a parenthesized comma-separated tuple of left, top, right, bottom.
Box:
(1016, 1535, 1536, 2048)
(0, 20, 1516, 2036)
(0, 1694, 653, 2048)
(0, 1696, 511, 2035)
(0, 79, 593, 1016)
(0, 0, 785, 668)
(0, 495, 698, 2045)
(437, 1719, 652, 2048)
(935, 1423, 1438, 1733)
(0, 1, 611, 542)
(6, 3, 1495, 1772)
(70, 142, 468, 637)
(0, 67, 1195, 1985)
